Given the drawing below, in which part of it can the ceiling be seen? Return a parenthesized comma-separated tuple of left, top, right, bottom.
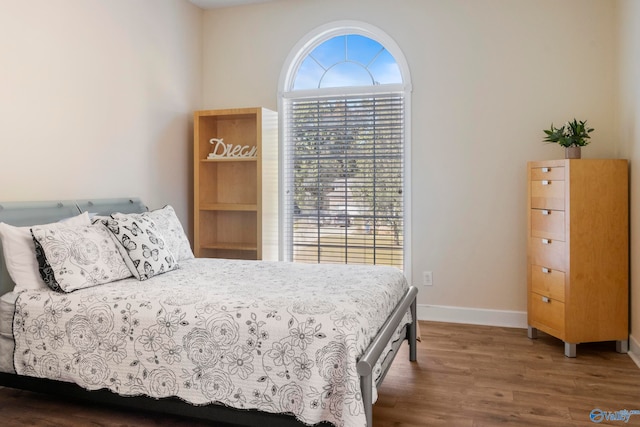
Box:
(189, 0, 274, 9)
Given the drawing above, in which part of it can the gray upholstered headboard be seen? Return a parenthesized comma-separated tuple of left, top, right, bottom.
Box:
(0, 198, 147, 296)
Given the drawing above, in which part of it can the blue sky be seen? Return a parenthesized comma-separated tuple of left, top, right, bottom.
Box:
(293, 35, 402, 90)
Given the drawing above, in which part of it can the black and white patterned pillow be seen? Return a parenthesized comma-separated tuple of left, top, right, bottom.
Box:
(31, 224, 132, 293)
(104, 214, 178, 281)
(142, 205, 194, 262)
(0, 212, 90, 293)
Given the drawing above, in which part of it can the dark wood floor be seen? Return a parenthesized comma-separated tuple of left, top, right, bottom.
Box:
(1, 321, 639, 426)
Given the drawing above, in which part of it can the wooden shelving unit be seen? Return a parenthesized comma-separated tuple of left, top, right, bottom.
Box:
(193, 107, 278, 260)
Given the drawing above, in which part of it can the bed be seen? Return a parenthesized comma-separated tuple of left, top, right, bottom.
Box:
(0, 198, 418, 427)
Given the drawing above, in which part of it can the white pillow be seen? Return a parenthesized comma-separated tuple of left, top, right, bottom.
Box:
(142, 205, 194, 262)
(31, 223, 132, 293)
(0, 212, 90, 293)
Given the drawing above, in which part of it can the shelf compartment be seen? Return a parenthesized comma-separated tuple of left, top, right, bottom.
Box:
(197, 210, 257, 254)
(198, 161, 257, 205)
(195, 111, 258, 161)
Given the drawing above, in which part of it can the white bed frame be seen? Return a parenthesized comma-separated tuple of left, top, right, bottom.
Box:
(0, 198, 418, 427)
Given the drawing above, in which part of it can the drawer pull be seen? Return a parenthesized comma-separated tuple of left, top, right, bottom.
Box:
(541, 180, 550, 186)
(542, 167, 550, 173)
(541, 296, 550, 303)
(542, 239, 551, 245)
(542, 210, 550, 216)
(542, 267, 550, 274)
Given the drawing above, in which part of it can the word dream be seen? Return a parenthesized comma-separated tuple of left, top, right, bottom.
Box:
(208, 138, 257, 159)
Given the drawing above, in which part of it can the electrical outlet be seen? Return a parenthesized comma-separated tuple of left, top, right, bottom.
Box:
(423, 271, 433, 286)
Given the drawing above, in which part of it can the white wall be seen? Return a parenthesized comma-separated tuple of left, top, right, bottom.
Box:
(202, 0, 619, 318)
(0, 0, 202, 226)
(617, 0, 640, 361)
(0, 0, 631, 335)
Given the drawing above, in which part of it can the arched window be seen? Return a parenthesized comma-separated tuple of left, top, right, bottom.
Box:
(279, 21, 412, 273)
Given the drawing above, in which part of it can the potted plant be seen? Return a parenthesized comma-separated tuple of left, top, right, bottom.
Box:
(543, 119, 594, 159)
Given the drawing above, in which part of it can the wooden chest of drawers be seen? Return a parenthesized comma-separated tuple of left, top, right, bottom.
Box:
(527, 159, 629, 357)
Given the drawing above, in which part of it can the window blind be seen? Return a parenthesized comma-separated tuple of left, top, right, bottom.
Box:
(283, 92, 404, 270)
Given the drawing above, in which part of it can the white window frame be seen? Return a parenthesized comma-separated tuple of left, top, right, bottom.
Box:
(278, 21, 412, 281)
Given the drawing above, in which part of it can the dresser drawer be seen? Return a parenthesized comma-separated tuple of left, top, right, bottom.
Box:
(531, 179, 565, 210)
(531, 208, 565, 241)
(529, 237, 565, 271)
(530, 292, 565, 334)
(531, 264, 565, 302)
(531, 166, 565, 181)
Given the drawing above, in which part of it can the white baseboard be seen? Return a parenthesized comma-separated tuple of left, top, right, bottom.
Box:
(629, 334, 640, 369)
(417, 304, 528, 329)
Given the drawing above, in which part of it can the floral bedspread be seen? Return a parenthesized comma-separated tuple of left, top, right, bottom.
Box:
(13, 258, 410, 427)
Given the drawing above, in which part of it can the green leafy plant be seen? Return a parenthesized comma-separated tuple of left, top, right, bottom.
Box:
(543, 119, 594, 147)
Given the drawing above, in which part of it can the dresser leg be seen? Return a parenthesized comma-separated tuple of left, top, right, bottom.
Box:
(564, 342, 577, 358)
(616, 340, 629, 354)
(527, 326, 538, 339)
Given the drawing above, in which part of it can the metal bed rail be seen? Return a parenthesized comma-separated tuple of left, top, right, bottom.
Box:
(357, 285, 418, 427)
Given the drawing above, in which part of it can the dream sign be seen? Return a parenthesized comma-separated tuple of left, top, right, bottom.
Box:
(208, 138, 257, 159)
